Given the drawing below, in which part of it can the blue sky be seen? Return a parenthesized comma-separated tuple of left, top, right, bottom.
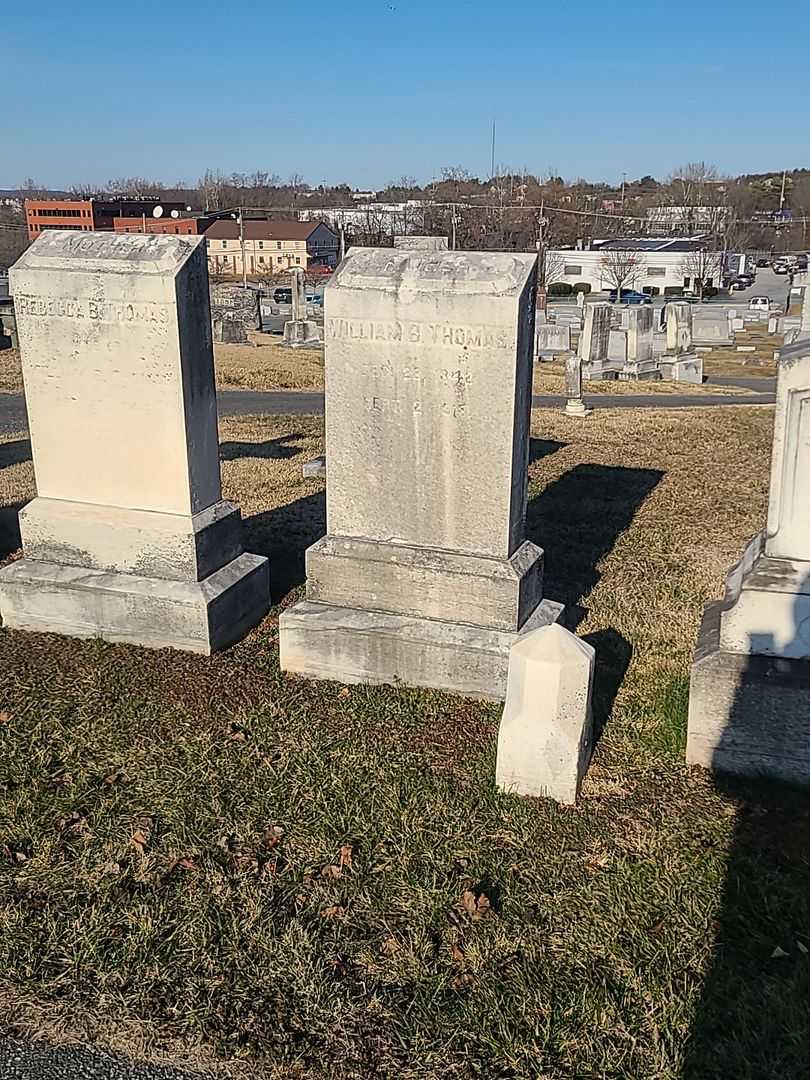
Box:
(5, 0, 809, 190)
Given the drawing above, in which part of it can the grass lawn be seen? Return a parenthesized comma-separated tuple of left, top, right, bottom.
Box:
(534, 361, 751, 397)
(1, 406, 810, 1079)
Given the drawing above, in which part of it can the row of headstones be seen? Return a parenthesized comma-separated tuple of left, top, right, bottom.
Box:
(211, 269, 321, 347)
(4, 231, 809, 801)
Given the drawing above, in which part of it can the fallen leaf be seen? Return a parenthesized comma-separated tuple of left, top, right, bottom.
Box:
(130, 830, 149, 856)
(450, 942, 465, 962)
(172, 856, 196, 872)
(101, 860, 121, 876)
(103, 770, 124, 786)
(321, 904, 346, 920)
(0, 711, 10, 725)
(339, 844, 353, 870)
(460, 889, 491, 921)
(451, 973, 474, 989)
(227, 722, 249, 742)
(771, 946, 789, 959)
(12, 849, 28, 864)
(381, 937, 399, 956)
(320, 864, 342, 880)
(337, 687, 350, 698)
(334, 957, 349, 977)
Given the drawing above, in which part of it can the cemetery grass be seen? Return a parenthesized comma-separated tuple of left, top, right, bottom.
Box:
(533, 362, 750, 396)
(215, 341, 324, 391)
(0, 349, 21, 394)
(1, 407, 810, 1079)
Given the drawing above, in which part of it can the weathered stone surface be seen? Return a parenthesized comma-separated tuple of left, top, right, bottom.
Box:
(210, 283, 261, 344)
(665, 302, 692, 355)
(693, 309, 732, 345)
(660, 355, 703, 383)
(535, 323, 571, 358)
(496, 623, 595, 803)
(0, 231, 269, 652)
(302, 455, 326, 478)
(687, 340, 810, 784)
(564, 355, 589, 416)
(580, 302, 616, 379)
(280, 247, 563, 697)
(624, 305, 654, 363)
(393, 235, 449, 250)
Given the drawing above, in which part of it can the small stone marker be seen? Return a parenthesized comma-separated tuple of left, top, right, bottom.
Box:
(280, 247, 563, 698)
(576, 290, 585, 309)
(393, 235, 449, 251)
(535, 323, 571, 358)
(210, 283, 261, 344)
(283, 267, 320, 347)
(496, 623, 595, 804)
(579, 302, 615, 380)
(693, 307, 732, 345)
(687, 338, 810, 784)
(0, 231, 270, 653)
(564, 354, 589, 417)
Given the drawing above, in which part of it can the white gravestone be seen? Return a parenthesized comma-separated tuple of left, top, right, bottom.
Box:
(619, 305, 659, 380)
(280, 248, 563, 698)
(496, 624, 595, 804)
(535, 323, 571, 359)
(579, 302, 615, 380)
(564, 355, 589, 417)
(688, 340, 810, 784)
(0, 231, 270, 653)
(283, 267, 320, 347)
(661, 302, 703, 384)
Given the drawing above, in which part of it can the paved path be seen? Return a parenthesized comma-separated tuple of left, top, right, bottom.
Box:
(0, 376, 776, 436)
(0, 1037, 213, 1079)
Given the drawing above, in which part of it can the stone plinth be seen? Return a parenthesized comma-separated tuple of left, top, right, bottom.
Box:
(279, 248, 563, 698)
(0, 231, 269, 653)
(660, 355, 703, 384)
(536, 323, 571, 358)
(393, 236, 449, 251)
(564, 355, 589, 417)
(210, 283, 260, 344)
(496, 624, 595, 803)
(687, 341, 810, 783)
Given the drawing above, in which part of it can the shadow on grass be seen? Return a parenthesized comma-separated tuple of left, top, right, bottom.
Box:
(220, 434, 304, 462)
(527, 463, 664, 618)
(682, 772, 810, 1079)
(243, 491, 325, 602)
(529, 438, 566, 464)
(0, 439, 30, 469)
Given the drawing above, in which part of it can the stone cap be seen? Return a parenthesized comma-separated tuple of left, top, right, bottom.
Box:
(329, 247, 537, 297)
(11, 230, 204, 279)
(776, 335, 810, 369)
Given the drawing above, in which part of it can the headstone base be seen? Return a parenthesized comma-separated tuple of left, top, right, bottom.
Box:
(660, 355, 703, 384)
(279, 596, 564, 700)
(0, 553, 269, 655)
(582, 362, 619, 382)
(618, 362, 661, 381)
(283, 320, 321, 347)
(687, 600, 810, 786)
(564, 399, 590, 417)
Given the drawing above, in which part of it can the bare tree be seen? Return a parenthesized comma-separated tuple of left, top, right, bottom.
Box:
(679, 245, 723, 300)
(537, 246, 565, 290)
(599, 248, 641, 301)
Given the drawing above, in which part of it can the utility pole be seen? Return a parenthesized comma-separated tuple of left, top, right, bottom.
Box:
(621, 173, 626, 212)
(451, 205, 457, 251)
(490, 119, 496, 181)
(239, 206, 247, 290)
(779, 169, 787, 213)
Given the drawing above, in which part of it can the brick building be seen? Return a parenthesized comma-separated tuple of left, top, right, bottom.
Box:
(25, 197, 190, 241)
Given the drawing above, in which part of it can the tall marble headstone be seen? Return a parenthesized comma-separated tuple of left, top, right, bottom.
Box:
(619, 306, 659, 379)
(579, 302, 615, 380)
(660, 301, 703, 384)
(0, 231, 270, 653)
(280, 248, 563, 698)
(283, 267, 320, 347)
(210, 283, 261, 344)
(688, 340, 810, 783)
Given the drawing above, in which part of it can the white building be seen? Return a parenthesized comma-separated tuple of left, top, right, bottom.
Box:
(549, 238, 722, 296)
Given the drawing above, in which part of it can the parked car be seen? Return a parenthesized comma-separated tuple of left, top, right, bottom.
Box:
(773, 262, 790, 275)
(273, 287, 293, 304)
(729, 274, 755, 291)
(608, 289, 652, 304)
(756, 257, 770, 267)
(308, 265, 334, 276)
(748, 296, 771, 312)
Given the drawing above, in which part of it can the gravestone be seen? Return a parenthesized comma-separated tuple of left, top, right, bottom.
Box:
(619, 305, 659, 380)
(210, 283, 261, 344)
(535, 322, 571, 358)
(693, 308, 732, 345)
(283, 267, 320, 347)
(0, 231, 270, 652)
(801, 286, 810, 334)
(393, 235, 449, 251)
(579, 302, 615, 380)
(660, 301, 702, 384)
(687, 338, 810, 784)
(280, 248, 563, 698)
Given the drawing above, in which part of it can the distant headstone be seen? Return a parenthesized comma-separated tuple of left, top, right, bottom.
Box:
(693, 307, 732, 345)
(665, 302, 693, 355)
(393, 235, 449, 251)
(579, 302, 615, 380)
(283, 267, 321, 347)
(496, 623, 595, 804)
(280, 248, 563, 698)
(0, 232, 270, 652)
(688, 338, 810, 785)
(210, 283, 261, 344)
(535, 322, 571, 358)
(576, 290, 586, 309)
(620, 306, 659, 380)
(564, 354, 589, 417)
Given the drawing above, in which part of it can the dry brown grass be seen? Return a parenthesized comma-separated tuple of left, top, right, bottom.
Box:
(214, 340, 324, 391)
(0, 348, 22, 394)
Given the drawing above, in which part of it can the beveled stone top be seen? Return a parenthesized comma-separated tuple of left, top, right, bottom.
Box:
(12, 230, 203, 277)
(331, 248, 537, 297)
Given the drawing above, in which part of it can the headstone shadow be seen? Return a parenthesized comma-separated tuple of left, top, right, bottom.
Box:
(529, 437, 567, 464)
(526, 463, 663, 742)
(219, 434, 305, 462)
(242, 490, 325, 601)
(0, 439, 31, 469)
